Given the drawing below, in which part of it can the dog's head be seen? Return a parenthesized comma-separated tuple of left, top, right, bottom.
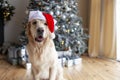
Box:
(26, 19, 52, 43)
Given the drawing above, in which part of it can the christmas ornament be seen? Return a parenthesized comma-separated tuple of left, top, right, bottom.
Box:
(61, 40, 64, 45)
(61, 14, 66, 20)
(49, 11, 54, 15)
(77, 41, 80, 44)
(56, 5, 61, 10)
(71, 29, 74, 32)
(66, 6, 71, 11)
(38, 2, 41, 6)
(70, 14, 75, 18)
(62, 25, 65, 28)
(55, 10, 60, 16)
(44, 6, 50, 11)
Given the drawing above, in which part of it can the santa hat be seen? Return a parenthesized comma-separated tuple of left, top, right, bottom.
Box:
(28, 10, 56, 39)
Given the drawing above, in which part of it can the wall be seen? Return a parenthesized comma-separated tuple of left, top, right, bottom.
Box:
(78, 0, 90, 28)
(4, 0, 89, 43)
(4, 0, 29, 43)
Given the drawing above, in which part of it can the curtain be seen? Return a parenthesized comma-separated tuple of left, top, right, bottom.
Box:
(88, 0, 116, 59)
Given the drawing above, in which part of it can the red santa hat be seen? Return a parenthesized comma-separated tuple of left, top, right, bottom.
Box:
(28, 10, 56, 39)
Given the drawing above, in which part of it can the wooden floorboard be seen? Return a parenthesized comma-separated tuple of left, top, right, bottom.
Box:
(0, 56, 120, 80)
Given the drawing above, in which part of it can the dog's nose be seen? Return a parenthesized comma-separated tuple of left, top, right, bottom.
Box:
(37, 28, 44, 34)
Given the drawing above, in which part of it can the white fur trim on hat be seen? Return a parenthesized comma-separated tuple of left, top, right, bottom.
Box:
(28, 10, 57, 24)
(28, 10, 46, 22)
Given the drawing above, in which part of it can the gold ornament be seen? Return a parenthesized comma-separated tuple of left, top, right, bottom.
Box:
(3, 12, 10, 18)
(66, 29, 70, 33)
(38, 2, 41, 6)
(61, 41, 64, 45)
(58, 26, 61, 29)
(67, 29, 70, 33)
(6, 12, 10, 16)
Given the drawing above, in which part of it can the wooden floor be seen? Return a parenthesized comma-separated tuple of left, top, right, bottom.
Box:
(0, 56, 120, 80)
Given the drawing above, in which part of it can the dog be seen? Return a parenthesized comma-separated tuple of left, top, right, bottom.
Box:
(26, 18, 66, 80)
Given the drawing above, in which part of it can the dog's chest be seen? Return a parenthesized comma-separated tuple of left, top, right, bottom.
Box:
(32, 47, 56, 79)
(26, 43, 57, 79)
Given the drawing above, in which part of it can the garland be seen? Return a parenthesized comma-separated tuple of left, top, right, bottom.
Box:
(0, 0, 15, 21)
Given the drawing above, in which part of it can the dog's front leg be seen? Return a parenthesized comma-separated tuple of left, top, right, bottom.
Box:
(32, 68, 41, 80)
(49, 66, 57, 80)
(33, 73, 40, 80)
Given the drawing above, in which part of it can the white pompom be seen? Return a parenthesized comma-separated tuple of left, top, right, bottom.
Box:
(50, 33, 55, 39)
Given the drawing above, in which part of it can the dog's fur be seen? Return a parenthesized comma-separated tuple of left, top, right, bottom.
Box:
(26, 19, 65, 80)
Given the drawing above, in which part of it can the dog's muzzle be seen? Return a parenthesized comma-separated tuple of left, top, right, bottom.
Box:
(35, 28, 44, 42)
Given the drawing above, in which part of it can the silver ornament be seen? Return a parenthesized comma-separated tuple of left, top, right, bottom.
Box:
(70, 0, 74, 5)
(70, 14, 75, 18)
(71, 29, 74, 32)
(55, 26, 58, 30)
(50, 11, 54, 15)
(66, 6, 71, 11)
(73, 5, 76, 8)
(56, 5, 61, 10)
(64, 1, 68, 6)
(55, 10, 61, 16)
(3, 3, 8, 7)
(62, 25, 65, 28)
(45, 6, 50, 10)
(74, 28, 77, 30)
(75, 22, 80, 26)
(62, 15, 66, 20)
(75, 2, 78, 6)
(77, 41, 80, 44)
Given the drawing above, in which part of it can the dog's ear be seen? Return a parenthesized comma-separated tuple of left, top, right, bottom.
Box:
(26, 22, 31, 38)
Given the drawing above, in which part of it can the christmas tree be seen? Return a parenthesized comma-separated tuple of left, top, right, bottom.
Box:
(20, 0, 88, 55)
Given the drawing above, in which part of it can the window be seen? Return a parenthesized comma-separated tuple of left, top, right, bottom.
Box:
(116, 0, 120, 61)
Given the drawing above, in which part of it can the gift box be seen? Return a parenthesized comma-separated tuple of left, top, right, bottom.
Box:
(73, 55, 82, 65)
(57, 51, 72, 57)
(7, 45, 30, 69)
(7, 46, 18, 59)
(65, 55, 82, 67)
(7, 46, 19, 65)
(58, 56, 66, 67)
(65, 56, 74, 67)
(18, 46, 30, 68)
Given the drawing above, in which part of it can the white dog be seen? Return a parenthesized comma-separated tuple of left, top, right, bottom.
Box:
(26, 11, 66, 80)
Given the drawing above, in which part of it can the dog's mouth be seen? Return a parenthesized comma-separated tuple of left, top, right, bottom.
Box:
(35, 35, 44, 42)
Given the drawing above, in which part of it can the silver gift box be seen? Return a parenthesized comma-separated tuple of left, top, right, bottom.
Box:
(8, 46, 18, 59)
(58, 57, 66, 66)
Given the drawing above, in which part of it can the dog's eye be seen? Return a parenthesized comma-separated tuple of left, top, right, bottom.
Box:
(44, 22, 47, 26)
(33, 21, 37, 25)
